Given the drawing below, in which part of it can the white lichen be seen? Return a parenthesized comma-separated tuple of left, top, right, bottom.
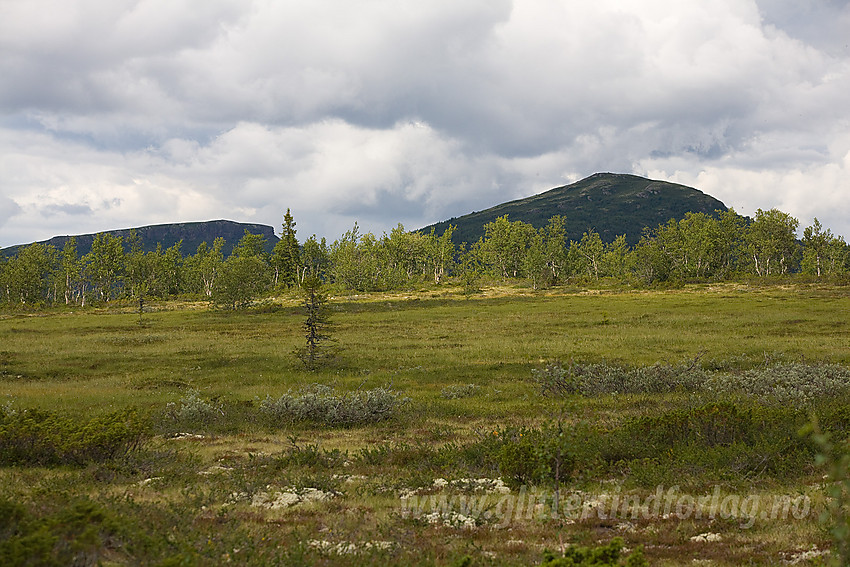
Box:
(308, 540, 395, 554)
(784, 546, 829, 565)
(249, 487, 335, 509)
(423, 511, 477, 529)
(690, 532, 722, 543)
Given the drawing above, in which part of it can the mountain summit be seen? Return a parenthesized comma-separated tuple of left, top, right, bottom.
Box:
(420, 173, 728, 245)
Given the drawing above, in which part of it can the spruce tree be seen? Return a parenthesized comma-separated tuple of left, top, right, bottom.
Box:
(272, 208, 301, 287)
(296, 275, 334, 370)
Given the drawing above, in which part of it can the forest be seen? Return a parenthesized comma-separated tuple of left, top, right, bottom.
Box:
(1, 206, 848, 309)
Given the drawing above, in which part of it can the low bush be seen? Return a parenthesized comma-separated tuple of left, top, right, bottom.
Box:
(707, 361, 850, 405)
(532, 359, 709, 396)
(260, 383, 409, 427)
(163, 389, 225, 429)
(541, 537, 648, 566)
(804, 420, 850, 566)
(610, 402, 816, 484)
(534, 359, 850, 405)
(0, 407, 147, 466)
(277, 438, 349, 469)
(0, 498, 127, 566)
(497, 423, 576, 490)
(440, 383, 480, 399)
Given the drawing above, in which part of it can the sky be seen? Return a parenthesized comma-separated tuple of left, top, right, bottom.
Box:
(1, 0, 849, 249)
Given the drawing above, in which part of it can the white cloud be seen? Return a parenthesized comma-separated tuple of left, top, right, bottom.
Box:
(1, 0, 849, 247)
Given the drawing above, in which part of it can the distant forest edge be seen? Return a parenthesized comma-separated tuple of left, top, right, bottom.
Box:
(1, 202, 847, 308)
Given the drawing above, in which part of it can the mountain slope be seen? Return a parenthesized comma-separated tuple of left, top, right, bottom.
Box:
(1, 220, 279, 258)
(420, 173, 728, 245)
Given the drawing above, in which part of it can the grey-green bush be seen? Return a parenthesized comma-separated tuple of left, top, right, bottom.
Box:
(706, 362, 850, 405)
(260, 384, 408, 427)
(532, 360, 709, 396)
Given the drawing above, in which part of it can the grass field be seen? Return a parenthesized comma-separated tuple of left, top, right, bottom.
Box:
(1, 282, 849, 565)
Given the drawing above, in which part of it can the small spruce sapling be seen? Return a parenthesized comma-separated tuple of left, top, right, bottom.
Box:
(295, 275, 336, 370)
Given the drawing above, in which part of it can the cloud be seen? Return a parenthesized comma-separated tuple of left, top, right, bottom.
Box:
(0, 195, 21, 229)
(0, 0, 848, 247)
(642, 130, 850, 233)
(40, 203, 95, 217)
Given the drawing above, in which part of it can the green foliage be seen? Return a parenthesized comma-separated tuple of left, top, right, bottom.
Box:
(212, 254, 271, 309)
(329, 222, 380, 291)
(541, 538, 648, 566)
(260, 383, 408, 427)
(231, 230, 269, 260)
(426, 225, 456, 284)
(744, 208, 800, 276)
(84, 232, 125, 302)
(0, 407, 147, 466)
(295, 275, 335, 369)
(5, 193, 850, 305)
(804, 419, 850, 566)
(457, 241, 484, 295)
(480, 215, 537, 279)
(0, 242, 56, 305)
(440, 383, 480, 399)
(0, 498, 126, 567)
(707, 361, 850, 405)
(300, 234, 330, 281)
(626, 402, 763, 449)
(802, 218, 848, 277)
(163, 390, 225, 429)
(497, 422, 575, 489)
(616, 402, 814, 480)
(569, 229, 605, 281)
(183, 236, 224, 297)
(276, 437, 350, 469)
(532, 359, 709, 396)
(626, 210, 744, 283)
(534, 359, 850, 405)
(126, 234, 184, 303)
(271, 208, 301, 287)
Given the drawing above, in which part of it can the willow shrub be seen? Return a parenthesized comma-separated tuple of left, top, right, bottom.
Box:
(0, 407, 147, 466)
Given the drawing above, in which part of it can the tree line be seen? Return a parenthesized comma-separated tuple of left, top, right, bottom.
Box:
(1, 206, 848, 308)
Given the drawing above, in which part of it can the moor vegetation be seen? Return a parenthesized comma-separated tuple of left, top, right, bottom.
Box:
(1, 280, 850, 565)
(2, 205, 850, 565)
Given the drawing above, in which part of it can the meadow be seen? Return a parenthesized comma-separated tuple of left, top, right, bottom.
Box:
(1, 282, 849, 566)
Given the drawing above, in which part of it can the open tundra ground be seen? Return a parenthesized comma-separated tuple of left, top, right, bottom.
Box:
(2, 282, 850, 565)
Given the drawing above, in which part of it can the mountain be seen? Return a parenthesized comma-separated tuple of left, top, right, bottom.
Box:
(420, 173, 729, 246)
(1, 220, 279, 258)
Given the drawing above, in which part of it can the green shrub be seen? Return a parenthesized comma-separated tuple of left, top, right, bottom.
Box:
(533, 359, 709, 396)
(497, 423, 576, 489)
(707, 362, 850, 405)
(277, 438, 349, 469)
(440, 383, 480, 399)
(0, 498, 126, 566)
(0, 408, 147, 466)
(163, 389, 224, 428)
(535, 359, 850, 405)
(541, 537, 648, 566)
(357, 441, 450, 470)
(612, 402, 815, 483)
(804, 420, 850, 567)
(260, 384, 408, 427)
(626, 402, 757, 450)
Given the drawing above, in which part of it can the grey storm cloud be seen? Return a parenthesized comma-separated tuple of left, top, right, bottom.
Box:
(1, 0, 849, 247)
